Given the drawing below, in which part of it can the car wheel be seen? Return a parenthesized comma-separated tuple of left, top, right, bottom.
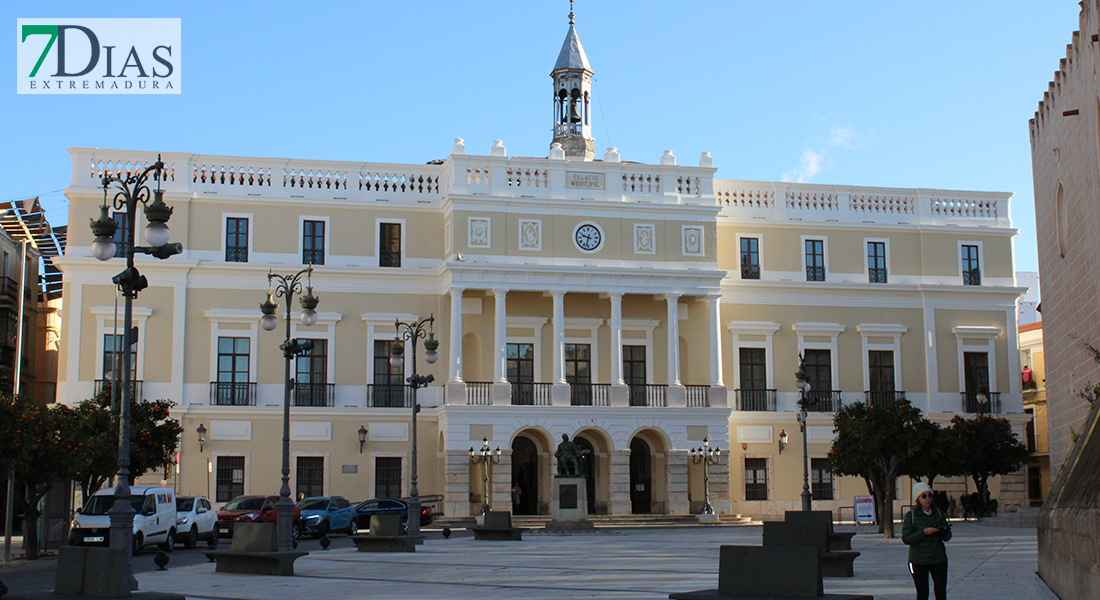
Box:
(211, 526, 220, 546)
(160, 528, 175, 552)
(184, 525, 198, 549)
(348, 517, 359, 534)
(132, 532, 143, 557)
(292, 520, 301, 541)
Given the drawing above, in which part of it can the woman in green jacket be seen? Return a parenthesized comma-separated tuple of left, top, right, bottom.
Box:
(902, 481, 952, 600)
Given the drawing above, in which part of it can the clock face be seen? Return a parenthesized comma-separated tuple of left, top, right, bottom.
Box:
(574, 222, 603, 253)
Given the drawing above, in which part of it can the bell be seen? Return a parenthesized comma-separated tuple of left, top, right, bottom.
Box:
(568, 102, 581, 124)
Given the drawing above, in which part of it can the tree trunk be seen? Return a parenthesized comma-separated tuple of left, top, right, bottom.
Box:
(20, 484, 43, 560)
(882, 477, 896, 538)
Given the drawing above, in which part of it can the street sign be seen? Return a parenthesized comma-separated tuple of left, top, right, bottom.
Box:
(854, 495, 876, 525)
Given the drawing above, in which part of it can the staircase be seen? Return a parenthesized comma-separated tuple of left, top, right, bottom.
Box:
(432, 513, 753, 529)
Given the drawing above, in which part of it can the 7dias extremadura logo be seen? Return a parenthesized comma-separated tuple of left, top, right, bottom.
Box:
(17, 18, 181, 94)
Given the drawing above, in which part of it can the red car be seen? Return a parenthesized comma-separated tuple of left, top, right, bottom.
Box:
(216, 495, 302, 539)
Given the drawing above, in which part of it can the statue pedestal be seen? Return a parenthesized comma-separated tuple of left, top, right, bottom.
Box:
(547, 476, 594, 530)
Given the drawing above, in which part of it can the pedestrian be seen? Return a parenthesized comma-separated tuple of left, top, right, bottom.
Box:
(902, 481, 952, 600)
(511, 483, 522, 508)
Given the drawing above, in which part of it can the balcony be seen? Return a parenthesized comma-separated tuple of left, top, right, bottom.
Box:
(628, 384, 667, 407)
(740, 263, 760, 280)
(0, 277, 18, 303)
(511, 382, 552, 406)
(571, 383, 610, 406)
(293, 382, 334, 407)
(864, 391, 906, 408)
(962, 268, 981, 286)
(804, 390, 842, 412)
(466, 382, 493, 405)
(961, 391, 1001, 414)
(868, 267, 888, 284)
(93, 379, 143, 400)
(685, 384, 710, 407)
(379, 250, 401, 268)
(806, 266, 825, 282)
(209, 382, 256, 406)
(302, 248, 324, 266)
(735, 389, 776, 411)
(367, 384, 414, 408)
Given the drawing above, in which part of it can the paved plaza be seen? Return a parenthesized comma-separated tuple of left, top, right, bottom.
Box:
(85, 521, 1052, 600)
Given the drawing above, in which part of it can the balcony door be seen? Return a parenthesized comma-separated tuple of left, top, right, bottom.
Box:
(566, 344, 591, 405)
(623, 345, 646, 406)
(373, 340, 405, 407)
(295, 339, 328, 406)
(507, 343, 534, 405)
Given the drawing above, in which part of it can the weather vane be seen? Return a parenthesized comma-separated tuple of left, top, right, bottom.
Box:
(569, 0, 575, 25)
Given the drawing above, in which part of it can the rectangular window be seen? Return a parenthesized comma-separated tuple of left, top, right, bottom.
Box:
(565, 343, 592, 405)
(226, 217, 249, 262)
(867, 241, 887, 283)
(295, 456, 324, 499)
(961, 244, 980, 285)
(811, 458, 834, 500)
(963, 352, 989, 392)
(805, 239, 825, 282)
(739, 348, 766, 391)
(214, 337, 250, 405)
(112, 212, 129, 258)
(216, 456, 245, 503)
(379, 223, 402, 268)
(102, 333, 137, 382)
(303, 220, 325, 265)
(295, 339, 329, 406)
(623, 345, 647, 406)
(803, 349, 832, 394)
(740, 238, 760, 280)
(372, 339, 405, 407)
(507, 343, 535, 405)
(745, 458, 768, 501)
(868, 350, 895, 393)
(375, 457, 402, 499)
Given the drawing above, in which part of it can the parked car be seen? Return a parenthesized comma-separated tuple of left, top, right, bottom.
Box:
(176, 495, 219, 548)
(70, 486, 177, 556)
(296, 496, 358, 536)
(216, 495, 302, 539)
(353, 498, 432, 530)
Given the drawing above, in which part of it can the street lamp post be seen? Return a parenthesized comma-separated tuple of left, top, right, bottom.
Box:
(794, 354, 817, 512)
(259, 265, 320, 552)
(88, 155, 182, 582)
(690, 437, 723, 515)
(389, 316, 438, 540)
(469, 437, 501, 514)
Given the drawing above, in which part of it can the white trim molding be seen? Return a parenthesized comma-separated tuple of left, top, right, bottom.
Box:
(727, 321, 781, 390)
(220, 212, 254, 263)
(376, 217, 407, 267)
(507, 316, 548, 382)
(792, 322, 845, 390)
(800, 235, 829, 282)
(468, 216, 491, 249)
(91, 305, 153, 383)
(856, 323, 907, 395)
(362, 312, 421, 385)
(952, 325, 1002, 394)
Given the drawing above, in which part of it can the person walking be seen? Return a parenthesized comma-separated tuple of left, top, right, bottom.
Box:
(902, 481, 952, 600)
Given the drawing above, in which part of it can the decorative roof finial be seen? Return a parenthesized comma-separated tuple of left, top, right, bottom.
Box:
(569, 0, 575, 25)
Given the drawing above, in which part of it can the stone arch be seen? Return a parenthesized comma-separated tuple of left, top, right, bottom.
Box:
(630, 428, 671, 514)
(511, 427, 554, 515)
(574, 426, 614, 514)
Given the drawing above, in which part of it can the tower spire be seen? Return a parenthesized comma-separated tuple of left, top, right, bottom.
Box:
(569, 0, 575, 25)
(551, 2, 595, 161)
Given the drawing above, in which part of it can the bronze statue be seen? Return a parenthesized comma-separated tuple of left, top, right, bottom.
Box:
(555, 434, 590, 477)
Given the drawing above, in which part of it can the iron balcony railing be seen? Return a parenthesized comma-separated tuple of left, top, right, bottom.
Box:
(367, 384, 415, 408)
(225, 245, 248, 262)
(962, 268, 981, 286)
(741, 263, 760, 280)
(571, 383, 610, 406)
(961, 391, 1002, 414)
(94, 379, 143, 401)
(685, 385, 710, 407)
(293, 382, 334, 407)
(803, 390, 842, 412)
(628, 384, 667, 407)
(379, 250, 401, 268)
(806, 266, 825, 282)
(511, 382, 552, 406)
(0, 277, 18, 303)
(735, 389, 776, 411)
(209, 381, 256, 406)
(864, 390, 906, 408)
(466, 382, 493, 405)
(302, 248, 324, 265)
(868, 267, 888, 283)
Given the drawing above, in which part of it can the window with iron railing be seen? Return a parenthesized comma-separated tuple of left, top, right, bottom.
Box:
(745, 458, 768, 501)
(867, 241, 887, 283)
(811, 458, 833, 500)
(507, 343, 534, 404)
(740, 238, 760, 280)
(214, 337, 251, 405)
(226, 217, 249, 262)
(296, 456, 325, 499)
(303, 220, 325, 265)
(566, 343, 591, 405)
(375, 457, 402, 499)
(805, 239, 825, 282)
(216, 456, 245, 503)
(111, 212, 129, 258)
(379, 222, 401, 268)
(961, 245, 980, 285)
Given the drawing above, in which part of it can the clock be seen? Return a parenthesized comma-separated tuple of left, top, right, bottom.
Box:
(573, 222, 604, 253)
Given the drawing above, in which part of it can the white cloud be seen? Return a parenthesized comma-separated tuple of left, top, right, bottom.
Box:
(782, 149, 824, 183)
(782, 123, 872, 183)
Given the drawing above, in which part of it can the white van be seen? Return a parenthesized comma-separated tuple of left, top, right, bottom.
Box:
(70, 486, 178, 556)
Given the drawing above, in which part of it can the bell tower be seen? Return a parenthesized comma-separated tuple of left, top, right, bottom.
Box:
(551, 3, 595, 161)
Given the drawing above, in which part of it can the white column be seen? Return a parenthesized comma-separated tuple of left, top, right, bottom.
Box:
(493, 289, 508, 383)
(449, 288, 464, 383)
(552, 291, 566, 384)
(708, 294, 723, 387)
(665, 294, 681, 385)
(609, 293, 624, 385)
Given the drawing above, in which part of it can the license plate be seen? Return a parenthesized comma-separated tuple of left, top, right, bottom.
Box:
(219, 528, 229, 533)
(83, 536, 104, 543)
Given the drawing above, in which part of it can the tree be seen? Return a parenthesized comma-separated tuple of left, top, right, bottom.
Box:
(906, 423, 963, 488)
(826, 399, 935, 538)
(6, 395, 79, 559)
(948, 414, 1032, 515)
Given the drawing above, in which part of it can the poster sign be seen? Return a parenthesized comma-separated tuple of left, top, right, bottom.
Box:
(854, 495, 876, 525)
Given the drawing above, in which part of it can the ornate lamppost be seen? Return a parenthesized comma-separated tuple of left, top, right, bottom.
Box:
(389, 316, 438, 540)
(469, 437, 501, 514)
(259, 265, 319, 551)
(794, 354, 818, 512)
(690, 437, 723, 515)
(88, 155, 182, 582)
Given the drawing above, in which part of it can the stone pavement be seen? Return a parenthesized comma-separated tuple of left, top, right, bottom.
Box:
(123, 521, 1057, 600)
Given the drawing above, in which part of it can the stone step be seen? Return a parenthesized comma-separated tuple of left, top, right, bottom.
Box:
(432, 513, 753, 529)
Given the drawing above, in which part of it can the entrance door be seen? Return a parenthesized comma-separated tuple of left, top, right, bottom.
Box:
(511, 435, 539, 514)
(623, 345, 647, 406)
(629, 437, 652, 514)
(575, 436, 597, 513)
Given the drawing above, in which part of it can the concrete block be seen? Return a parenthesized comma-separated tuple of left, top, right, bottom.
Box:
(54, 546, 131, 598)
(231, 522, 276, 552)
(371, 514, 405, 536)
(483, 511, 512, 529)
(718, 545, 822, 597)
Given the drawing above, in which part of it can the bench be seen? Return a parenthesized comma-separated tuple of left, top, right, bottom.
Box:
(763, 521, 861, 578)
(469, 511, 525, 541)
(784, 510, 858, 551)
(349, 515, 420, 553)
(669, 545, 874, 599)
(202, 522, 308, 576)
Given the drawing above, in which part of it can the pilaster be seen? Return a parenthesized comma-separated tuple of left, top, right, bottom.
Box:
(443, 450, 472, 517)
(609, 449, 631, 515)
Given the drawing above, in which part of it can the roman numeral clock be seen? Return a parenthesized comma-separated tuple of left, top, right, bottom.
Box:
(573, 221, 604, 253)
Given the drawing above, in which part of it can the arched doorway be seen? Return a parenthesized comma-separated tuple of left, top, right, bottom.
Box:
(574, 436, 597, 513)
(511, 435, 538, 515)
(630, 437, 652, 514)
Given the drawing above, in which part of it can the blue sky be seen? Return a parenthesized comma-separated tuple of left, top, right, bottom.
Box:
(1, 1, 1084, 274)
